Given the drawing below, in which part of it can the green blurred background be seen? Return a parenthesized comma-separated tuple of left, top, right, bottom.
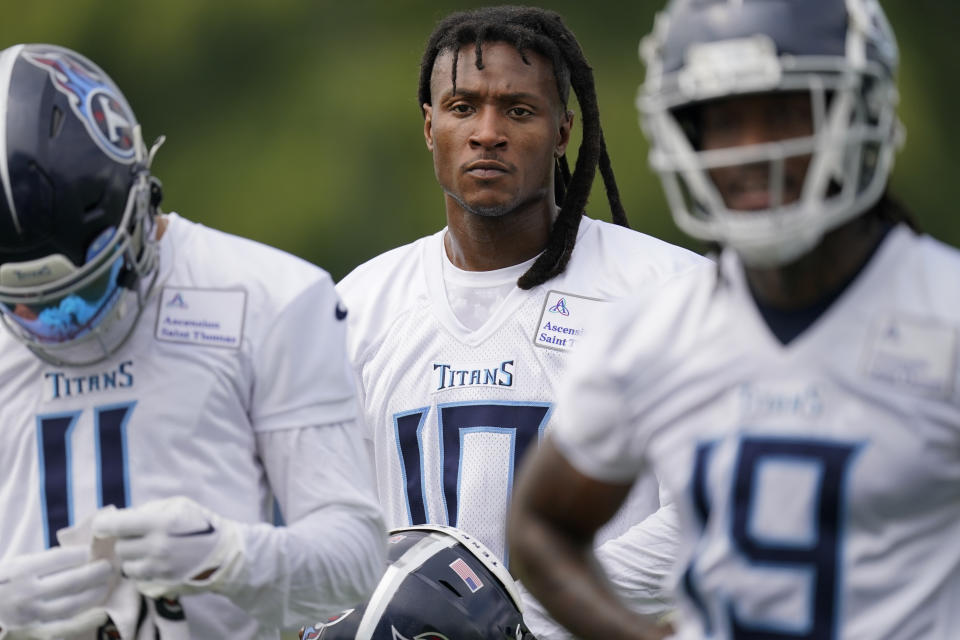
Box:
(4, 1, 957, 281)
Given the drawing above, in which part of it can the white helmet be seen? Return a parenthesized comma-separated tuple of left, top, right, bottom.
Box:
(638, 0, 903, 266)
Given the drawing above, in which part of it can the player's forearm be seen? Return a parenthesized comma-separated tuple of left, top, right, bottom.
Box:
(509, 514, 671, 640)
(519, 505, 678, 640)
(214, 504, 386, 627)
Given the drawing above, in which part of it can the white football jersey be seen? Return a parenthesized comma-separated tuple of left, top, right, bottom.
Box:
(553, 225, 960, 640)
(0, 213, 382, 639)
(338, 216, 707, 565)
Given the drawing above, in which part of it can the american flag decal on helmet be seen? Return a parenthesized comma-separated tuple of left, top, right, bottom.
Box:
(449, 557, 483, 593)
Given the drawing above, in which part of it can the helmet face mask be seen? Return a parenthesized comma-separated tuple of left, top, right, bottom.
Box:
(638, 0, 903, 267)
(0, 170, 159, 365)
(0, 44, 162, 366)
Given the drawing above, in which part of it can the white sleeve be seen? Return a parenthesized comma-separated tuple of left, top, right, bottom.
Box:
(251, 276, 358, 432)
(594, 502, 680, 619)
(214, 422, 387, 627)
(550, 298, 654, 484)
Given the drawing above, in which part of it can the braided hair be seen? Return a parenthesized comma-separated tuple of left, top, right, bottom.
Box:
(418, 6, 628, 289)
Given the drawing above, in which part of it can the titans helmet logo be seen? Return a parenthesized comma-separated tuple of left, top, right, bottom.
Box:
(23, 48, 136, 163)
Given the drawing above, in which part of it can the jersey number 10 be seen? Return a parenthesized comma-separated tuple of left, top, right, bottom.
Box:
(393, 401, 552, 561)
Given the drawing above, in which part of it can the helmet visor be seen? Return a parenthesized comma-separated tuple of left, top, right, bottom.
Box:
(0, 251, 125, 344)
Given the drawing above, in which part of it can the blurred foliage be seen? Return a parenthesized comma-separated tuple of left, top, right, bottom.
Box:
(3, 1, 958, 281)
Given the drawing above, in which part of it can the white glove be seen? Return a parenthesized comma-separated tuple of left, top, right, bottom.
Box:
(91, 496, 244, 599)
(0, 546, 113, 639)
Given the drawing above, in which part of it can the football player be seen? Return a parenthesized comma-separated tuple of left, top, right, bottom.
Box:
(336, 6, 708, 637)
(509, 1, 960, 639)
(0, 44, 385, 638)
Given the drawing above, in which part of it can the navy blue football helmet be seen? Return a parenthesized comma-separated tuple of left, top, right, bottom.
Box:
(638, 0, 903, 266)
(300, 526, 535, 640)
(0, 44, 163, 365)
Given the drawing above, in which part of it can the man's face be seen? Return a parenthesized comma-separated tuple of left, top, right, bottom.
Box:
(423, 42, 572, 218)
(699, 92, 814, 211)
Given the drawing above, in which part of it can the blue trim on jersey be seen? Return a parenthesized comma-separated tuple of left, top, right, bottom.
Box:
(734, 454, 823, 635)
(686, 434, 864, 639)
(393, 407, 431, 525)
(273, 498, 286, 526)
(35, 411, 81, 548)
(537, 403, 555, 443)
(437, 400, 552, 528)
(435, 403, 454, 526)
(415, 410, 431, 522)
(730, 435, 861, 639)
(832, 441, 865, 640)
(93, 401, 136, 508)
(724, 436, 815, 637)
(683, 440, 720, 635)
(64, 417, 78, 536)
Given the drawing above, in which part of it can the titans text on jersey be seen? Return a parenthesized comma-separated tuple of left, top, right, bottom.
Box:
(433, 360, 515, 391)
(45, 361, 134, 400)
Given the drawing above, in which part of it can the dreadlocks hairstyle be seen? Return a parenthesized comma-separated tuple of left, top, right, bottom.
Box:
(874, 191, 921, 233)
(418, 6, 628, 289)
